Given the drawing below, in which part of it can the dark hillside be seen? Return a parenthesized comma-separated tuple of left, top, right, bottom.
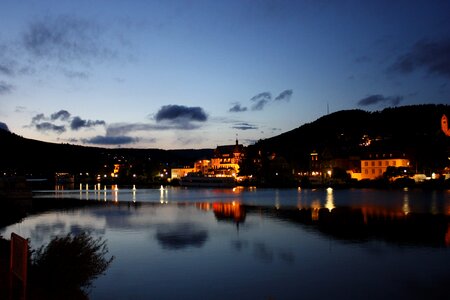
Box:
(1, 104, 449, 180)
(0, 130, 213, 179)
(0, 130, 103, 177)
(255, 104, 450, 171)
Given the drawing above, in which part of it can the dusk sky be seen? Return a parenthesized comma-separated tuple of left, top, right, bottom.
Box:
(0, 0, 449, 149)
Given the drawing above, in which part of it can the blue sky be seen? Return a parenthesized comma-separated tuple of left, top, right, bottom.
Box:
(0, 0, 449, 149)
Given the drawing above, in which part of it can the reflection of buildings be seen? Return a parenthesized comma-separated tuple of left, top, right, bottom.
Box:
(252, 205, 450, 247)
(212, 202, 246, 224)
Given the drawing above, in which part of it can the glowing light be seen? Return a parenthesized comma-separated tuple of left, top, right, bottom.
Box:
(441, 114, 450, 136)
(325, 188, 335, 211)
(402, 193, 410, 215)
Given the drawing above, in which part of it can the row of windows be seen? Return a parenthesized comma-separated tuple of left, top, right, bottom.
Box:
(364, 169, 383, 175)
(363, 160, 397, 167)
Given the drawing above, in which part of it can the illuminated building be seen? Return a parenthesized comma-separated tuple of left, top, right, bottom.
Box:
(360, 152, 410, 180)
(441, 114, 450, 136)
(172, 139, 245, 180)
(170, 167, 195, 179)
(210, 139, 245, 176)
(310, 151, 319, 174)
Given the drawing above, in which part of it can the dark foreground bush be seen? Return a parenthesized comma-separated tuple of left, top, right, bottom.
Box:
(29, 232, 114, 299)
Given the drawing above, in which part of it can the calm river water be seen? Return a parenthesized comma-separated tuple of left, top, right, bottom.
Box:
(2, 187, 450, 299)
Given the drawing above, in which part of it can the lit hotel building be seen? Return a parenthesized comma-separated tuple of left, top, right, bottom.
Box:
(360, 152, 410, 180)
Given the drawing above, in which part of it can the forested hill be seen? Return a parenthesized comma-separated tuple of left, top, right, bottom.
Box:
(253, 104, 450, 170)
(1, 104, 449, 177)
(0, 129, 213, 178)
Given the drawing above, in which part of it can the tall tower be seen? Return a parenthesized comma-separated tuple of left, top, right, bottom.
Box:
(441, 114, 450, 136)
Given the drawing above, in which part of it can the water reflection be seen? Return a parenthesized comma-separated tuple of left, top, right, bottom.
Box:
(325, 187, 335, 211)
(155, 223, 208, 250)
(212, 202, 246, 223)
(159, 185, 168, 203)
(1, 195, 450, 300)
(403, 192, 410, 215)
(254, 205, 450, 247)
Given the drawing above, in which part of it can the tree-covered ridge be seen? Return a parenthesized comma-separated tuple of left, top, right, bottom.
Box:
(252, 104, 450, 171)
(1, 104, 449, 183)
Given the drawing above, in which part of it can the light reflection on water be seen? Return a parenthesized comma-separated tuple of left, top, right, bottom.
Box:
(34, 186, 450, 215)
(4, 188, 450, 299)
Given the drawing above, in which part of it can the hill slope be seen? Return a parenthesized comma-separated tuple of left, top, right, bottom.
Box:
(1, 104, 449, 178)
(0, 130, 212, 178)
(254, 104, 450, 171)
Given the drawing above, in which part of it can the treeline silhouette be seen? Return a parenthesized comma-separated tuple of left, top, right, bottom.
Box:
(1, 104, 449, 184)
(245, 104, 450, 177)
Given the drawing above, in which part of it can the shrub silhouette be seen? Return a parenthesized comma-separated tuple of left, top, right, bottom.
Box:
(30, 232, 113, 298)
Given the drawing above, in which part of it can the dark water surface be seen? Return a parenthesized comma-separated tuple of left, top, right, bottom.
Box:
(2, 187, 450, 299)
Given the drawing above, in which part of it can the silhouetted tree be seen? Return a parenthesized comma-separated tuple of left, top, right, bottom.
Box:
(29, 232, 114, 299)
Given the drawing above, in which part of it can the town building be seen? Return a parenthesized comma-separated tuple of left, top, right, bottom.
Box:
(171, 139, 245, 180)
(360, 152, 410, 180)
(210, 139, 245, 176)
(171, 167, 195, 180)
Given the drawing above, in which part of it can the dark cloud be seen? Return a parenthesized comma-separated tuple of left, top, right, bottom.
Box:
(357, 94, 403, 106)
(228, 103, 248, 113)
(106, 123, 174, 136)
(248, 90, 292, 111)
(274, 89, 293, 101)
(82, 135, 139, 145)
(70, 116, 106, 130)
(31, 113, 46, 123)
(35, 122, 66, 134)
(22, 15, 111, 64)
(390, 38, 450, 78)
(250, 92, 272, 102)
(51, 110, 71, 121)
(0, 64, 14, 76)
(30, 111, 105, 133)
(0, 81, 14, 94)
(251, 99, 269, 111)
(232, 122, 258, 130)
(0, 122, 10, 132)
(155, 105, 208, 128)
